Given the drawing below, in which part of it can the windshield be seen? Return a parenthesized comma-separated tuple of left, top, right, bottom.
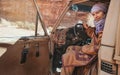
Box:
(0, 0, 44, 44)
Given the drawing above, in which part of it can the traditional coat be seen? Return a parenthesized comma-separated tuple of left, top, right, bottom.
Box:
(60, 27, 102, 75)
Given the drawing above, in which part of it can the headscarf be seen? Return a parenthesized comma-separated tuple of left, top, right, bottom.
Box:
(91, 3, 108, 34)
(94, 18, 105, 34)
(91, 3, 107, 14)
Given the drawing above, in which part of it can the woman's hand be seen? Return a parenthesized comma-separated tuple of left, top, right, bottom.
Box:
(83, 23, 89, 29)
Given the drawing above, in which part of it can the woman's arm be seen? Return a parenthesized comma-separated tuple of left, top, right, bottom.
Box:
(81, 31, 103, 55)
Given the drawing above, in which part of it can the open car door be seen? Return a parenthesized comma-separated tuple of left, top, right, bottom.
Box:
(0, 0, 51, 75)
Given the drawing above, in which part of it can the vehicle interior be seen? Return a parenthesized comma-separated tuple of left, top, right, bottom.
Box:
(49, 0, 110, 75)
(1, 0, 120, 75)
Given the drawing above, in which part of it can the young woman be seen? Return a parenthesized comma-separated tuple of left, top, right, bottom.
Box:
(60, 3, 108, 75)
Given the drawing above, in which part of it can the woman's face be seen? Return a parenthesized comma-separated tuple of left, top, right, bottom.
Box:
(92, 10, 105, 21)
